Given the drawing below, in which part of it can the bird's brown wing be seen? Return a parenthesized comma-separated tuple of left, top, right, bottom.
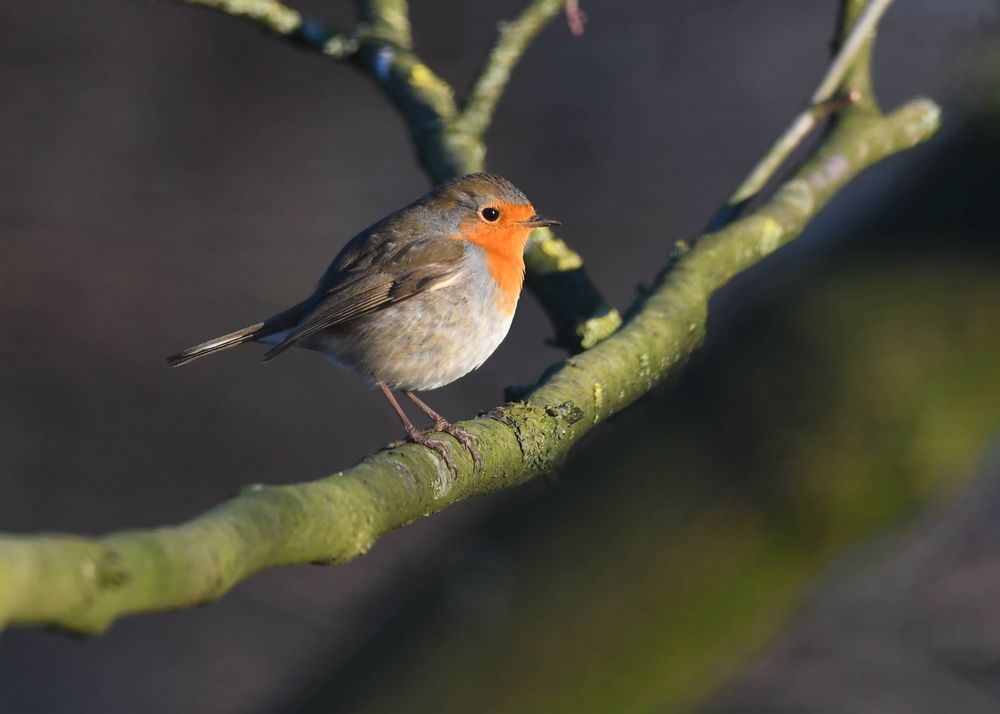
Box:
(261, 235, 467, 361)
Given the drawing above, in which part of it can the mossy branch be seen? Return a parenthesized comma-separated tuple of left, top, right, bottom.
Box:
(0, 1, 940, 633)
(358, 0, 412, 47)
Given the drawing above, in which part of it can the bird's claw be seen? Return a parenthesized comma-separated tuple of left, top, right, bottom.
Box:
(434, 420, 481, 470)
(385, 422, 479, 473)
(391, 431, 456, 473)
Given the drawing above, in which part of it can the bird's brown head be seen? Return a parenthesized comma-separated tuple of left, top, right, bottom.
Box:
(421, 173, 559, 312)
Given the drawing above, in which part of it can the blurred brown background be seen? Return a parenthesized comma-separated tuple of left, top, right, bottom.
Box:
(2, 1, 999, 712)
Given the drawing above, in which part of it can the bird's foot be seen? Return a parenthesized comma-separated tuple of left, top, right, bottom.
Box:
(386, 421, 479, 471)
(433, 420, 481, 470)
(387, 431, 457, 473)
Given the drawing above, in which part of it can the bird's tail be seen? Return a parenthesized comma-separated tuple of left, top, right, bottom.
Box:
(166, 321, 266, 367)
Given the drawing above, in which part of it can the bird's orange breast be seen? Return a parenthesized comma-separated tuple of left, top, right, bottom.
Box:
(452, 205, 536, 315)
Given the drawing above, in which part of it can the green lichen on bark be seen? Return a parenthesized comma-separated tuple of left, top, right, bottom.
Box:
(525, 228, 623, 352)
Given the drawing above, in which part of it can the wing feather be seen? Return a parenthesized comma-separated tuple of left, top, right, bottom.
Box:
(261, 259, 462, 361)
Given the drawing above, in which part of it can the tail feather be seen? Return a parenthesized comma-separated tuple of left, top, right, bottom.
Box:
(166, 322, 266, 367)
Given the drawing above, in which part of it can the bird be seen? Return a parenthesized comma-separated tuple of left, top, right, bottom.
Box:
(167, 173, 559, 470)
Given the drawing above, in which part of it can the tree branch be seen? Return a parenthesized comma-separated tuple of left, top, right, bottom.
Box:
(834, 0, 879, 109)
(706, 0, 893, 231)
(0, 95, 939, 633)
(523, 227, 622, 351)
(456, 0, 569, 138)
(816, 0, 891, 107)
(178, 0, 362, 59)
(358, 0, 412, 48)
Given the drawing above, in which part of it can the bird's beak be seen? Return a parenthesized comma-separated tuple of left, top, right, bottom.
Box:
(519, 214, 561, 229)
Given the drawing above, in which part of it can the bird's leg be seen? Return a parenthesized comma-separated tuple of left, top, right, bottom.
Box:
(378, 382, 456, 472)
(403, 391, 480, 469)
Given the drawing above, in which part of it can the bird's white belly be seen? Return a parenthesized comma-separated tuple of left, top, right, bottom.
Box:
(309, 267, 517, 391)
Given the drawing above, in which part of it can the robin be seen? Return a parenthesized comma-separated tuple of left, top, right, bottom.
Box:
(167, 173, 559, 469)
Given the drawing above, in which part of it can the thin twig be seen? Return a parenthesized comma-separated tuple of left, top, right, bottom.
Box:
(817, 0, 893, 105)
(705, 0, 894, 232)
(456, 0, 569, 138)
(705, 91, 860, 232)
(565, 0, 587, 36)
(357, 0, 412, 48)
(177, 0, 361, 59)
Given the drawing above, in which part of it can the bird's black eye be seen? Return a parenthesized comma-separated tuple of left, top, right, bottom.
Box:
(481, 206, 500, 222)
